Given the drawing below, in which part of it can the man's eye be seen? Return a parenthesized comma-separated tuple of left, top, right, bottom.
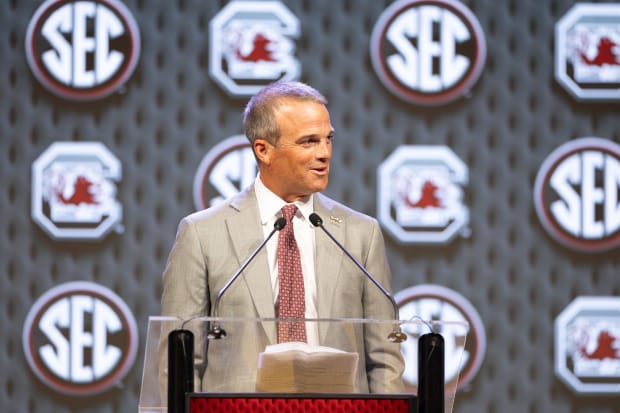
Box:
(298, 136, 332, 146)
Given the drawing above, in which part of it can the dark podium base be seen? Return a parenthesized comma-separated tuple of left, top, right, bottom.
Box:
(186, 392, 417, 413)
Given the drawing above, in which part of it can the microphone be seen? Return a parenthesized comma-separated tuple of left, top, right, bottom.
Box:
(309, 213, 407, 343)
(207, 217, 287, 339)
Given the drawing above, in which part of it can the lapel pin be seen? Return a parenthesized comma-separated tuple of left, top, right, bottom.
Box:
(329, 215, 342, 224)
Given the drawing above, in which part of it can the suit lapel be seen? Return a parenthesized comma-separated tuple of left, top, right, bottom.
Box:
(226, 190, 350, 343)
(227, 187, 277, 340)
(313, 196, 346, 342)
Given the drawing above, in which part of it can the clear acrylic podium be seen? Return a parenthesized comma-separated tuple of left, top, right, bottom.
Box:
(139, 316, 468, 413)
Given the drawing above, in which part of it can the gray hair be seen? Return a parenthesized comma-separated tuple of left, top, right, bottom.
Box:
(243, 81, 327, 146)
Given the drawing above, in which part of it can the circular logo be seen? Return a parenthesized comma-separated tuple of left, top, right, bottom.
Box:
(25, 0, 141, 101)
(533, 137, 620, 252)
(22, 281, 138, 395)
(370, 0, 486, 106)
(395, 284, 486, 391)
(193, 135, 257, 210)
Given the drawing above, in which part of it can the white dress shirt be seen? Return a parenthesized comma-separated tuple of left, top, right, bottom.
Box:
(254, 176, 320, 345)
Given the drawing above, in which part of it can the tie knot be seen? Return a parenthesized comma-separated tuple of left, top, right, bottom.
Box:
(281, 204, 298, 222)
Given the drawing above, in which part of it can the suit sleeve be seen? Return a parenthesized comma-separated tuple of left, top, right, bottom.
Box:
(362, 218, 405, 393)
(161, 217, 210, 318)
(159, 216, 209, 394)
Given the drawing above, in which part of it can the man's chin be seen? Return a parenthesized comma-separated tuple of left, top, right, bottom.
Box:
(313, 185, 328, 194)
(300, 176, 329, 195)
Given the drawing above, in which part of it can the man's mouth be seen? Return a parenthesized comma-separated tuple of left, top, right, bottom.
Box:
(311, 166, 329, 175)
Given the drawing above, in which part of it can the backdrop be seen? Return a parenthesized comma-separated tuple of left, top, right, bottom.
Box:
(1, 0, 619, 412)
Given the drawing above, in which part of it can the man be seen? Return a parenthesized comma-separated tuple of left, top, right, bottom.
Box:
(161, 81, 404, 393)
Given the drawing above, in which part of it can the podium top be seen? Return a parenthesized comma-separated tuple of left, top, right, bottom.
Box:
(139, 316, 468, 413)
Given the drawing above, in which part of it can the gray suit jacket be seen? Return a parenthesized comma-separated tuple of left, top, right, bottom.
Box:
(161, 185, 404, 393)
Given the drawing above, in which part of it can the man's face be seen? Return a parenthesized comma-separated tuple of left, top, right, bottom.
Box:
(256, 98, 334, 202)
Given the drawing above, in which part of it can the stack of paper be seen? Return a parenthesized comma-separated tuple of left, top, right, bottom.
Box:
(255, 342, 359, 393)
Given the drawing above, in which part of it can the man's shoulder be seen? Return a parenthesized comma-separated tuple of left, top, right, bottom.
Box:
(183, 186, 255, 225)
(315, 193, 377, 225)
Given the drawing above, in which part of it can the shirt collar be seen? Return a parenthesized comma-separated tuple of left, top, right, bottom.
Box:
(255, 175, 314, 225)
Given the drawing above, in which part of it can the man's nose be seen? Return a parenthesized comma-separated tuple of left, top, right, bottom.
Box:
(316, 139, 331, 158)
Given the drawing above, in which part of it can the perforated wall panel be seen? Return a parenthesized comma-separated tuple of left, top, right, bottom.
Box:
(1, 0, 619, 412)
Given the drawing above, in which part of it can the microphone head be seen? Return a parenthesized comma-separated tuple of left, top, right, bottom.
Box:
(274, 217, 287, 230)
(309, 213, 323, 227)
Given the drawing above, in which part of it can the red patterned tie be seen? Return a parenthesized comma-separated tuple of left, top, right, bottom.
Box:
(277, 204, 307, 343)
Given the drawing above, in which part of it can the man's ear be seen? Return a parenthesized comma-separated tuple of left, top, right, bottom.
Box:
(253, 139, 271, 165)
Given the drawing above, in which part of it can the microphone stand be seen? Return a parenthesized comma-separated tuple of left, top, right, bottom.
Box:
(309, 213, 406, 343)
(207, 217, 287, 339)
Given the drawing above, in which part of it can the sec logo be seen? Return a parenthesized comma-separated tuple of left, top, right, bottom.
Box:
(22, 281, 138, 396)
(395, 284, 486, 392)
(533, 138, 620, 252)
(370, 0, 486, 105)
(25, 0, 140, 101)
(193, 135, 257, 211)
